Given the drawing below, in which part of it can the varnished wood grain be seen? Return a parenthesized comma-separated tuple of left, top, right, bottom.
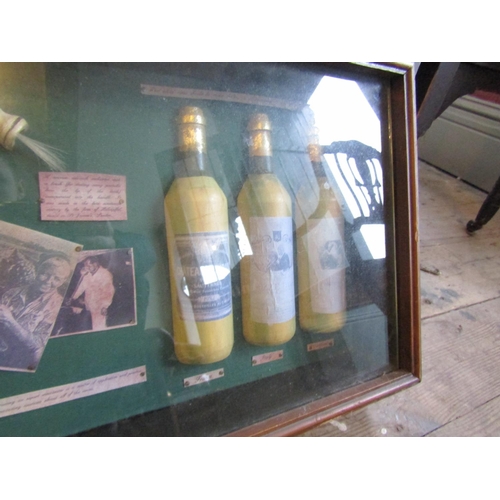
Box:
(427, 396, 500, 437)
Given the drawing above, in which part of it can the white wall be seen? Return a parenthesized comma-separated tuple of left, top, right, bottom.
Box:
(418, 95, 500, 192)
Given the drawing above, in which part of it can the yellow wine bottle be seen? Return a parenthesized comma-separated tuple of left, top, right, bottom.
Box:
(297, 129, 346, 333)
(237, 113, 296, 346)
(164, 106, 234, 364)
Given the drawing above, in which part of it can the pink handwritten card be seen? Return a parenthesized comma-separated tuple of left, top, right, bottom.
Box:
(39, 172, 127, 221)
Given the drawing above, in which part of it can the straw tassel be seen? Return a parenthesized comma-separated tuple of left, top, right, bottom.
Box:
(0, 107, 65, 171)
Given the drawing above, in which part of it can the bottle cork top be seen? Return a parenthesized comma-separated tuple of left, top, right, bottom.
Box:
(247, 113, 272, 132)
(177, 106, 206, 126)
(307, 127, 322, 163)
(248, 113, 272, 157)
(177, 106, 206, 153)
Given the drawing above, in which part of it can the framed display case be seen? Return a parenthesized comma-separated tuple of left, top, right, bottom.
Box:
(0, 62, 420, 436)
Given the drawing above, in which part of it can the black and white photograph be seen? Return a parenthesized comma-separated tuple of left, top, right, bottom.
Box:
(0, 220, 80, 373)
(51, 248, 137, 337)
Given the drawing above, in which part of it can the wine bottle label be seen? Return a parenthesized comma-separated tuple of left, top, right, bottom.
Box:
(174, 231, 232, 322)
(249, 217, 295, 324)
(305, 217, 346, 314)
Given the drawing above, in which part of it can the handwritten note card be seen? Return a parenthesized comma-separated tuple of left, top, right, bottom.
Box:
(39, 172, 127, 221)
(0, 366, 147, 418)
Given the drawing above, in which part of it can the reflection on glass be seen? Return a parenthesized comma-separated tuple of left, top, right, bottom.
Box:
(326, 154, 366, 218)
(307, 75, 383, 230)
(235, 216, 252, 258)
(0, 63, 401, 437)
(307, 76, 381, 151)
(357, 224, 386, 260)
(303, 72, 390, 385)
(296, 127, 346, 333)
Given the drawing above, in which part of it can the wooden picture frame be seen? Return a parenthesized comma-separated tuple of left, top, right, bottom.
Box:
(0, 62, 420, 436)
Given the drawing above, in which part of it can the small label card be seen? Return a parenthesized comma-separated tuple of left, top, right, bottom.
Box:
(141, 84, 302, 111)
(307, 339, 334, 352)
(252, 350, 284, 366)
(183, 368, 224, 388)
(39, 172, 127, 221)
(0, 366, 146, 418)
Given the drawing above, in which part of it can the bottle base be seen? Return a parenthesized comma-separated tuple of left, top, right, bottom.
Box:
(299, 312, 345, 334)
(174, 343, 233, 365)
(243, 320, 296, 346)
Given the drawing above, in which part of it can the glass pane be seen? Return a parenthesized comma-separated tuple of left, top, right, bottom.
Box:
(0, 63, 396, 436)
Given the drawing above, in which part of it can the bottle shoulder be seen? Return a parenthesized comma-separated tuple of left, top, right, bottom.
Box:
(239, 174, 290, 200)
(295, 176, 342, 222)
(237, 174, 291, 217)
(166, 176, 226, 202)
(168, 175, 221, 190)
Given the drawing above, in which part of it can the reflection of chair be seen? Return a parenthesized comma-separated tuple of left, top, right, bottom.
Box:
(322, 140, 387, 315)
(323, 140, 384, 226)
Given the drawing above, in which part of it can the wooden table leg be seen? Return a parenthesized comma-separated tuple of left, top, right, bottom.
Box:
(467, 174, 500, 233)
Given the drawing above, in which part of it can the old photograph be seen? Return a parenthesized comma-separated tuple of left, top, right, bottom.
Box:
(0, 220, 80, 372)
(51, 248, 136, 337)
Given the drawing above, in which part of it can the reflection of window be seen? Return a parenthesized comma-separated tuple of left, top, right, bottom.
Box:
(307, 76, 381, 151)
(326, 154, 365, 219)
(358, 224, 386, 259)
(307, 76, 382, 222)
(200, 265, 230, 285)
(235, 216, 252, 258)
(307, 76, 386, 261)
(324, 154, 384, 220)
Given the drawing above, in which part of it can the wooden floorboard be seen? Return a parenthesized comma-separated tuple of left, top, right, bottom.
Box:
(427, 396, 500, 437)
(299, 160, 500, 437)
